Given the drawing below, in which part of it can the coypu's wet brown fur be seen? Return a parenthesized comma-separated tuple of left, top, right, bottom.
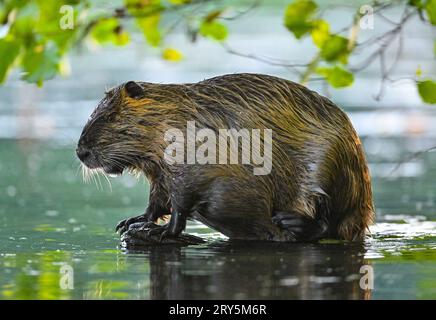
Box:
(77, 73, 374, 243)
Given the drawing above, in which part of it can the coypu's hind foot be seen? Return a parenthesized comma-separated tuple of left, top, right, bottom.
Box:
(272, 211, 329, 242)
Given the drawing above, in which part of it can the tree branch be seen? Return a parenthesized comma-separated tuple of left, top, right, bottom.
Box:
(222, 43, 307, 77)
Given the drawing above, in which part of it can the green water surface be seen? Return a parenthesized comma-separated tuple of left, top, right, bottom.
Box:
(0, 139, 435, 299)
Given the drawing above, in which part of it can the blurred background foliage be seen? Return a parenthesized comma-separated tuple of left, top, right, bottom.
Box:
(0, 0, 435, 102)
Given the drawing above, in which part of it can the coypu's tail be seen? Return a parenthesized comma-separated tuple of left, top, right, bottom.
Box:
(334, 130, 375, 241)
(337, 205, 374, 241)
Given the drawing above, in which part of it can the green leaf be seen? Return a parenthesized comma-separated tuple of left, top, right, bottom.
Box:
(0, 37, 21, 83)
(91, 18, 130, 46)
(426, 0, 436, 25)
(162, 48, 183, 61)
(22, 44, 61, 86)
(284, 0, 317, 39)
(416, 65, 423, 78)
(320, 35, 349, 63)
(417, 80, 436, 104)
(408, 0, 424, 8)
(199, 21, 228, 41)
(124, 0, 163, 16)
(9, 3, 38, 38)
(91, 18, 118, 43)
(114, 30, 130, 46)
(35, 0, 79, 53)
(316, 66, 354, 88)
(168, 0, 191, 4)
(311, 19, 330, 48)
(125, 0, 163, 47)
(136, 15, 161, 47)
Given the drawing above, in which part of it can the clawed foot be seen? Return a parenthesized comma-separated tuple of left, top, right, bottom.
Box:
(120, 222, 205, 247)
(272, 211, 328, 241)
(115, 214, 149, 235)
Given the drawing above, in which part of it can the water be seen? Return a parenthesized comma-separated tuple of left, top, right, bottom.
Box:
(1, 3, 436, 300)
(0, 139, 435, 299)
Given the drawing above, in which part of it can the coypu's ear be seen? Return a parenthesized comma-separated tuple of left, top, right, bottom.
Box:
(124, 81, 143, 99)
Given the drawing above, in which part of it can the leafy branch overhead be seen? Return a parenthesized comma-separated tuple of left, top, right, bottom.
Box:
(283, 0, 436, 103)
(0, 0, 229, 86)
(0, 0, 435, 104)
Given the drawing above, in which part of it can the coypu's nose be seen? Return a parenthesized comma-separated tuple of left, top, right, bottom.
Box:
(76, 147, 91, 162)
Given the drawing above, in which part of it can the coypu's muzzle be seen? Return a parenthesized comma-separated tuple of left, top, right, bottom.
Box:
(76, 143, 125, 176)
(76, 145, 99, 169)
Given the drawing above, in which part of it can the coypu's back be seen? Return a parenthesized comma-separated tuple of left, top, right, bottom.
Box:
(184, 73, 375, 240)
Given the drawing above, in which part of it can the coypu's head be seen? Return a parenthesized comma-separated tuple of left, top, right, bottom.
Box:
(76, 81, 159, 177)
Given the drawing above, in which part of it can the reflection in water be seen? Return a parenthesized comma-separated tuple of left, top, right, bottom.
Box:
(124, 242, 370, 300)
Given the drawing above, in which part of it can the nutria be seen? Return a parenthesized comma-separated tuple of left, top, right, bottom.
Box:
(76, 73, 374, 245)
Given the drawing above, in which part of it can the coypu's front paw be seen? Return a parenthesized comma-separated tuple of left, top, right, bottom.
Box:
(116, 214, 150, 235)
(120, 223, 204, 247)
